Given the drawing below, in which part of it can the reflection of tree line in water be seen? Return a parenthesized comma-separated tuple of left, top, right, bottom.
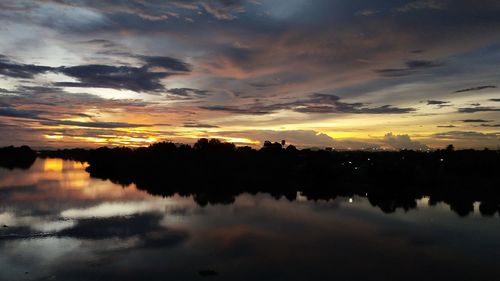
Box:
(0, 146, 37, 169)
(2, 140, 500, 217)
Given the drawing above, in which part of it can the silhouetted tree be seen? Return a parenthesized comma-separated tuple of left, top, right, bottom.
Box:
(0, 146, 37, 169)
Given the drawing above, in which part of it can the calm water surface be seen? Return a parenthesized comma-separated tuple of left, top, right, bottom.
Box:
(1, 159, 499, 281)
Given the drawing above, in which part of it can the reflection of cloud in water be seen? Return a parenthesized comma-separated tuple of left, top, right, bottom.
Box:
(61, 200, 178, 219)
(0, 211, 75, 233)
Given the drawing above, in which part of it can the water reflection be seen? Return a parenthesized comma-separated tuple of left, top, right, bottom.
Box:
(0, 159, 499, 281)
(44, 158, 64, 172)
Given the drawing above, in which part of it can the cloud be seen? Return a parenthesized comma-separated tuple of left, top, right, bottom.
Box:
(0, 107, 46, 121)
(1, 86, 152, 112)
(426, 100, 451, 108)
(396, 0, 446, 12)
(55, 65, 170, 92)
(42, 120, 151, 129)
(81, 39, 118, 48)
(356, 9, 379, 16)
(461, 119, 491, 123)
(0, 55, 54, 79)
(182, 122, 219, 128)
(433, 131, 499, 140)
(0, 106, 149, 129)
(31, 0, 249, 22)
(454, 85, 497, 93)
(458, 107, 500, 113)
(490, 99, 500, 102)
(140, 56, 191, 72)
(0, 85, 160, 132)
(382, 133, 428, 150)
(437, 125, 456, 128)
(478, 124, 500, 127)
(200, 105, 272, 115)
(427, 100, 449, 105)
(0, 55, 191, 92)
(56, 54, 191, 92)
(166, 88, 209, 99)
(198, 0, 246, 20)
(202, 93, 416, 115)
(376, 60, 444, 77)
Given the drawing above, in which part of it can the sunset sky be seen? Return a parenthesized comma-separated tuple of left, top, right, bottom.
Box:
(0, 0, 499, 149)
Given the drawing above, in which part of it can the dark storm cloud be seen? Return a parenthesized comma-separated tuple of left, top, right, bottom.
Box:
(454, 85, 497, 93)
(458, 107, 500, 113)
(202, 93, 416, 115)
(0, 55, 190, 92)
(490, 99, 500, 102)
(376, 60, 444, 77)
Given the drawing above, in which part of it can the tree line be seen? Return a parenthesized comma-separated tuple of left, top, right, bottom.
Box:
(2, 139, 500, 217)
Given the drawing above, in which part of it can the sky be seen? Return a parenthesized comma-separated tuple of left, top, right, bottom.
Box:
(0, 0, 499, 149)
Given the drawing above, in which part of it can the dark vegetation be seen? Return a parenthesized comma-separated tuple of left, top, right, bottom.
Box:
(4, 140, 500, 217)
(0, 146, 36, 169)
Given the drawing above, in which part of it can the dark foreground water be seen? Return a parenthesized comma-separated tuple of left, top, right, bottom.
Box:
(1, 159, 499, 281)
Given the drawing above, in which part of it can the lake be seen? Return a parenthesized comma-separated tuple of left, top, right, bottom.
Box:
(1, 158, 499, 281)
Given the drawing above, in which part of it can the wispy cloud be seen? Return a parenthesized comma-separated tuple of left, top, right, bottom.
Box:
(461, 119, 491, 123)
(458, 107, 500, 113)
(376, 60, 444, 77)
(396, 0, 446, 12)
(202, 93, 416, 115)
(454, 85, 497, 93)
